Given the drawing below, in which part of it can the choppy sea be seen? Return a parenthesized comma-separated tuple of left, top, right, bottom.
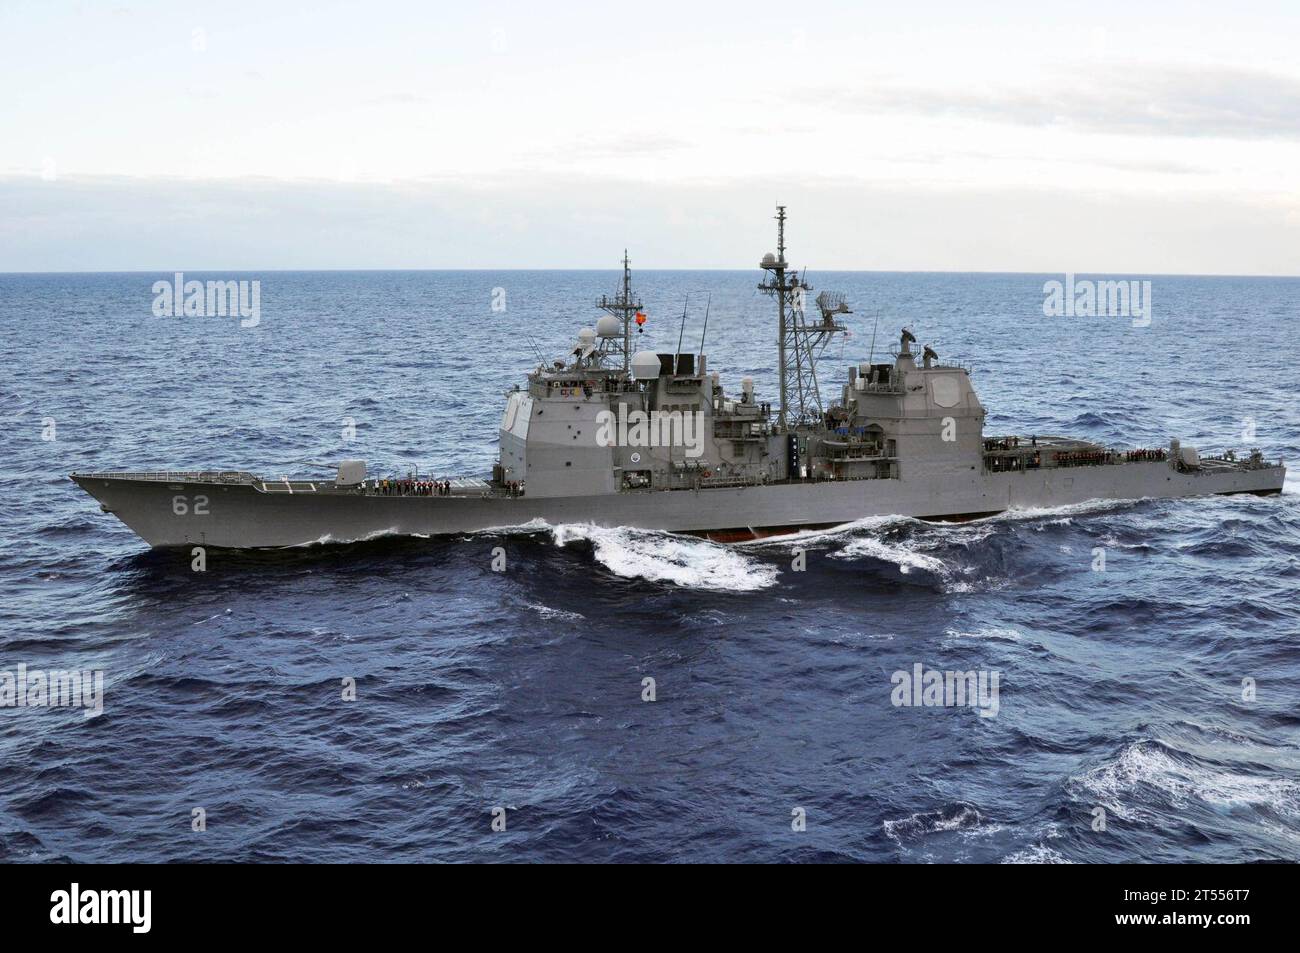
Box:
(1, 269, 1297, 862)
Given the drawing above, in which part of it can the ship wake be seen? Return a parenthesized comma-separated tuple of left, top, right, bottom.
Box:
(472, 496, 1157, 592)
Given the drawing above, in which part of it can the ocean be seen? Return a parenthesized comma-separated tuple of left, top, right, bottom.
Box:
(1, 268, 1297, 863)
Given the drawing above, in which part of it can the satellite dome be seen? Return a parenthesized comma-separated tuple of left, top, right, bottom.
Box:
(595, 315, 621, 338)
(761, 252, 777, 266)
(577, 327, 596, 346)
(630, 350, 661, 380)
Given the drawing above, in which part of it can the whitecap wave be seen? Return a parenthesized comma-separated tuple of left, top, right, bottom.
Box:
(478, 516, 554, 536)
(528, 603, 585, 622)
(833, 534, 950, 575)
(1002, 844, 1073, 864)
(1071, 739, 1300, 821)
(989, 497, 1142, 523)
(883, 804, 986, 843)
(550, 522, 779, 591)
(943, 626, 1023, 643)
(282, 525, 404, 548)
(737, 514, 921, 550)
(1282, 465, 1299, 496)
(747, 513, 987, 589)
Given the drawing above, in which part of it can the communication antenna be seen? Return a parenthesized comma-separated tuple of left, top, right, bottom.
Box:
(868, 309, 879, 365)
(522, 327, 547, 367)
(698, 293, 712, 354)
(676, 295, 689, 355)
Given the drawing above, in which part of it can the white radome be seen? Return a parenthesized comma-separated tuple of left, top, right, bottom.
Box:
(595, 315, 621, 338)
(630, 350, 662, 380)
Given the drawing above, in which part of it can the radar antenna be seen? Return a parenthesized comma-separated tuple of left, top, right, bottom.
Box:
(815, 290, 852, 324)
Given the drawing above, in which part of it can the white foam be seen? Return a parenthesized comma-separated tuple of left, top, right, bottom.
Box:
(1002, 844, 1073, 864)
(742, 514, 993, 591)
(990, 497, 1141, 523)
(283, 525, 403, 548)
(737, 513, 920, 550)
(550, 523, 779, 591)
(1282, 463, 1299, 496)
(833, 535, 949, 575)
(883, 805, 985, 843)
(743, 512, 1015, 591)
(936, 523, 998, 547)
(1073, 740, 1300, 821)
(479, 516, 554, 535)
(943, 626, 1023, 643)
(528, 603, 585, 622)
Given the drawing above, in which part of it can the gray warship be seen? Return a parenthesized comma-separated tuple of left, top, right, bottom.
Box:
(72, 207, 1285, 549)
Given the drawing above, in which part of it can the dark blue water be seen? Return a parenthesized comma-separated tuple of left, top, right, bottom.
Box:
(2, 269, 1298, 863)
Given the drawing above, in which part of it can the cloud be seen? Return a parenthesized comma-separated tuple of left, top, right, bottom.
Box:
(806, 64, 1300, 140)
(1083, 157, 1206, 175)
(561, 134, 692, 159)
(1, 172, 1298, 275)
(362, 92, 432, 106)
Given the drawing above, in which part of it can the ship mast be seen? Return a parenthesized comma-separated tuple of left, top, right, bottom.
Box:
(596, 250, 643, 373)
(758, 206, 844, 431)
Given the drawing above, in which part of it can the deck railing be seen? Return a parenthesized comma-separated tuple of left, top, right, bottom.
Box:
(75, 470, 258, 484)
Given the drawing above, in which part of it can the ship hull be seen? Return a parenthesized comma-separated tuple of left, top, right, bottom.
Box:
(72, 460, 1286, 549)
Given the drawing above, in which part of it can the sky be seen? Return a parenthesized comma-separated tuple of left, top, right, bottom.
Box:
(2, 0, 1299, 273)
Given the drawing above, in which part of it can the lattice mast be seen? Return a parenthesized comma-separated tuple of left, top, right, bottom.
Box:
(758, 206, 847, 431)
(596, 250, 643, 373)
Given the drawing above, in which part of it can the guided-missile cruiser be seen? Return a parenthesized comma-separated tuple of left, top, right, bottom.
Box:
(72, 207, 1286, 549)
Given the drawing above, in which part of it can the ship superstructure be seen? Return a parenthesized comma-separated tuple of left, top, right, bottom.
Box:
(72, 208, 1286, 549)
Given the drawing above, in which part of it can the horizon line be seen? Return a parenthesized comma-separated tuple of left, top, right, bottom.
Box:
(4, 267, 1299, 279)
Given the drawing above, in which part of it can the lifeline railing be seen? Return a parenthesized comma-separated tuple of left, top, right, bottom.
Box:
(74, 470, 258, 484)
